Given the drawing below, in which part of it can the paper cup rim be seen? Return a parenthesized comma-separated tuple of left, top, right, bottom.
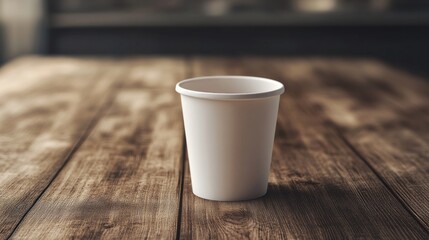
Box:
(175, 76, 285, 100)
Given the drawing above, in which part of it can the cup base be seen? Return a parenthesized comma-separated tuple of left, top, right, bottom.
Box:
(192, 190, 268, 202)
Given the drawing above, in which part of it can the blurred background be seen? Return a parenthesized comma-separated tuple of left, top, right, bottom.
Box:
(0, 0, 428, 76)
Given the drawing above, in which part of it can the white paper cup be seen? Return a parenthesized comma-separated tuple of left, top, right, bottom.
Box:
(176, 76, 284, 201)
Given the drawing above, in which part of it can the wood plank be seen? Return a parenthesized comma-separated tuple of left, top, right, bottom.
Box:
(0, 57, 123, 239)
(280, 58, 429, 230)
(180, 57, 429, 239)
(118, 57, 188, 89)
(11, 58, 187, 239)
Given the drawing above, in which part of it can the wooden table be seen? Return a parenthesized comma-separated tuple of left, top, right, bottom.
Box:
(1, 56, 429, 239)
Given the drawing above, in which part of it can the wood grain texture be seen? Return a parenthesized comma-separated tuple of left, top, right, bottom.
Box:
(277, 58, 429, 231)
(0, 57, 123, 238)
(3, 56, 429, 239)
(180, 57, 429, 239)
(11, 58, 187, 239)
(118, 57, 188, 89)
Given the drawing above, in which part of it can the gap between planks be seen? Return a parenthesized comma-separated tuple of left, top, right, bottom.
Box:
(175, 56, 192, 240)
(175, 135, 187, 240)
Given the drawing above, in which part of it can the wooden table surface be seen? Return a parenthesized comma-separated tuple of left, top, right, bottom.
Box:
(1, 56, 429, 239)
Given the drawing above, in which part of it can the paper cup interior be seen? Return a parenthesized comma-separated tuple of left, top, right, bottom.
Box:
(176, 76, 284, 100)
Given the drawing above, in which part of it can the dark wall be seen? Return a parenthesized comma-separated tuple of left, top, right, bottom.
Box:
(50, 26, 429, 58)
(49, 25, 429, 76)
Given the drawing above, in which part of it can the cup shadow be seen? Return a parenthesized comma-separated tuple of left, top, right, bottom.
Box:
(244, 180, 422, 239)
